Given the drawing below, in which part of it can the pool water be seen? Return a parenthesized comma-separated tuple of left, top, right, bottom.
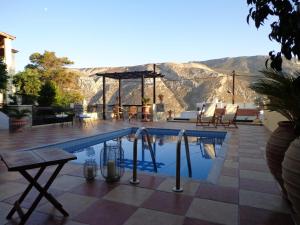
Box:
(67, 129, 227, 180)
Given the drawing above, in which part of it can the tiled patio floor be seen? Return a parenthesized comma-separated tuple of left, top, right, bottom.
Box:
(0, 121, 296, 225)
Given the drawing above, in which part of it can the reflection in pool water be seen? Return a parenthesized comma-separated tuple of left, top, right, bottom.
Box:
(71, 134, 225, 180)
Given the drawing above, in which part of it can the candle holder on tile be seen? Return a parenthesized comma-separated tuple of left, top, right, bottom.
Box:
(100, 142, 124, 183)
(83, 158, 97, 181)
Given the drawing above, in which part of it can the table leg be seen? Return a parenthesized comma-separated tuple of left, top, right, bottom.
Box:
(6, 167, 46, 219)
(16, 164, 68, 225)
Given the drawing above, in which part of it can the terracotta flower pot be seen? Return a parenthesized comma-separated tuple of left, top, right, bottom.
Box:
(142, 105, 151, 122)
(10, 118, 27, 132)
(282, 137, 300, 214)
(266, 121, 297, 195)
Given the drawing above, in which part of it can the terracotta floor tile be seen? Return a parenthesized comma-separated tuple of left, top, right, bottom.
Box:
(196, 183, 238, 204)
(128, 174, 166, 189)
(239, 190, 290, 213)
(0, 182, 27, 201)
(217, 176, 239, 188)
(103, 184, 154, 206)
(240, 178, 281, 195)
(157, 178, 200, 196)
(69, 179, 118, 198)
(239, 206, 294, 225)
(240, 170, 274, 182)
(5, 211, 87, 225)
(221, 167, 238, 177)
(75, 199, 137, 225)
(239, 152, 264, 159)
(3, 188, 64, 209)
(51, 175, 86, 191)
(186, 198, 238, 225)
(239, 161, 270, 172)
(183, 217, 224, 225)
(124, 208, 184, 225)
(142, 191, 193, 215)
(37, 192, 98, 218)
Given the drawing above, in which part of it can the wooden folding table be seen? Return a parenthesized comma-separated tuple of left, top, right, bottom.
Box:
(0, 148, 77, 225)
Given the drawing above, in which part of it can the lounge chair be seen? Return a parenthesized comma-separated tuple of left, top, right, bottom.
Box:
(220, 104, 239, 128)
(196, 103, 217, 127)
(198, 137, 217, 159)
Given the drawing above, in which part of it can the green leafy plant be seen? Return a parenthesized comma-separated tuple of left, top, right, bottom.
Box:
(158, 94, 164, 102)
(250, 70, 300, 134)
(247, 0, 300, 71)
(38, 81, 57, 106)
(13, 69, 41, 97)
(8, 109, 31, 119)
(0, 58, 8, 93)
(142, 97, 151, 105)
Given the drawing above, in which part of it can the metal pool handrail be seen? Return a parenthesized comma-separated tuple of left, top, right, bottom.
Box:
(130, 127, 157, 185)
(173, 129, 192, 192)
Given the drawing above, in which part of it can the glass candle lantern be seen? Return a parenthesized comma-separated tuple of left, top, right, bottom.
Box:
(100, 142, 124, 182)
(83, 159, 97, 181)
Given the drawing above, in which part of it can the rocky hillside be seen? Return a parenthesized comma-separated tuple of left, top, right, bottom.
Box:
(76, 56, 300, 113)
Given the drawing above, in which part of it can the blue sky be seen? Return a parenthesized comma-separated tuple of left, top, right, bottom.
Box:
(2, 0, 279, 71)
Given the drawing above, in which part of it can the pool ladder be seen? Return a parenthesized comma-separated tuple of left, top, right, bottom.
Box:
(130, 127, 157, 185)
(173, 129, 192, 192)
(129, 128, 192, 193)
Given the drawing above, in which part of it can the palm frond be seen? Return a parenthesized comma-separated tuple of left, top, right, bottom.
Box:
(250, 69, 300, 124)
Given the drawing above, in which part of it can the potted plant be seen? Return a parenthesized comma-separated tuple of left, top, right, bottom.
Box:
(142, 97, 151, 121)
(282, 75, 300, 213)
(8, 108, 31, 132)
(250, 70, 300, 196)
(158, 94, 164, 103)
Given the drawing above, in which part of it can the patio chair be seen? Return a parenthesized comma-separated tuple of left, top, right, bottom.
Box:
(220, 104, 239, 128)
(128, 106, 138, 122)
(112, 105, 124, 120)
(196, 103, 217, 127)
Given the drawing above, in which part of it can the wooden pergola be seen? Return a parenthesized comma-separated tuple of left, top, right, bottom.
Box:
(94, 65, 164, 120)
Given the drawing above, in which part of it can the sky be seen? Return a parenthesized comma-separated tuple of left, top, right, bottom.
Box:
(1, 0, 280, 71)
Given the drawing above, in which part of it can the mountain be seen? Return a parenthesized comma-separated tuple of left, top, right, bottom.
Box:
(76, 56, 300, 113)
(200, 55, 300, 82)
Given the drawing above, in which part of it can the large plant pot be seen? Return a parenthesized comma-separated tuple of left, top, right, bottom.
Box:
(266, 121, 296, 195)
(10, 118, 27, 132)
(142, 105, 151, 122)
(282, 137, 300, 214)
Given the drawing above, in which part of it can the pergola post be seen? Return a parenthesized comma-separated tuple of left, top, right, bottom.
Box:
(141, 75, 145, 105)
(153, 77, 156, 104)
(118, 78, 121, 108)
(153, 64, 156, 104)
(102, 76, 106, 120)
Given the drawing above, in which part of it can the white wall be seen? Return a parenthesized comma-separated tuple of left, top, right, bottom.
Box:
(4, 38, 13, 72)
(0, 111, 9, 129)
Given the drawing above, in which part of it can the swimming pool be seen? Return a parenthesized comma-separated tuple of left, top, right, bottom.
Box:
(50, 128, 229, 182)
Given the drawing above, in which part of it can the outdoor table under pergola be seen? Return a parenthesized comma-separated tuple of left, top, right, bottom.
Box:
(95, 66, 164, 120)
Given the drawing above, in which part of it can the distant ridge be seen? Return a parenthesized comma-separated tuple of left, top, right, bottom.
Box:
(76, 55, 300, 112)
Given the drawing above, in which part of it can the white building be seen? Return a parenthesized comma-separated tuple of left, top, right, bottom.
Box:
(0, 32, 18, 105)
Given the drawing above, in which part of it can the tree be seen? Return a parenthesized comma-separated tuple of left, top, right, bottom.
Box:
(25, 51, 83, 106)
(13, 69, 41, 98)
(247, 0, 300, 71)
(25, 51, 78, 89)
(38, 81, 57, 106)
(0, 58, 8, 93)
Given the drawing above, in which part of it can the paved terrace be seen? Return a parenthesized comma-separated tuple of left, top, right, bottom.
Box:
(0, 121, 296, 225)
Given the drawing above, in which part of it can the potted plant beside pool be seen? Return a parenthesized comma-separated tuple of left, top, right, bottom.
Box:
(158, 94, 164, 104)
(142, 97, 151, 122)
(250, 70, 300, 197)
(8, 108, 31, 132)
